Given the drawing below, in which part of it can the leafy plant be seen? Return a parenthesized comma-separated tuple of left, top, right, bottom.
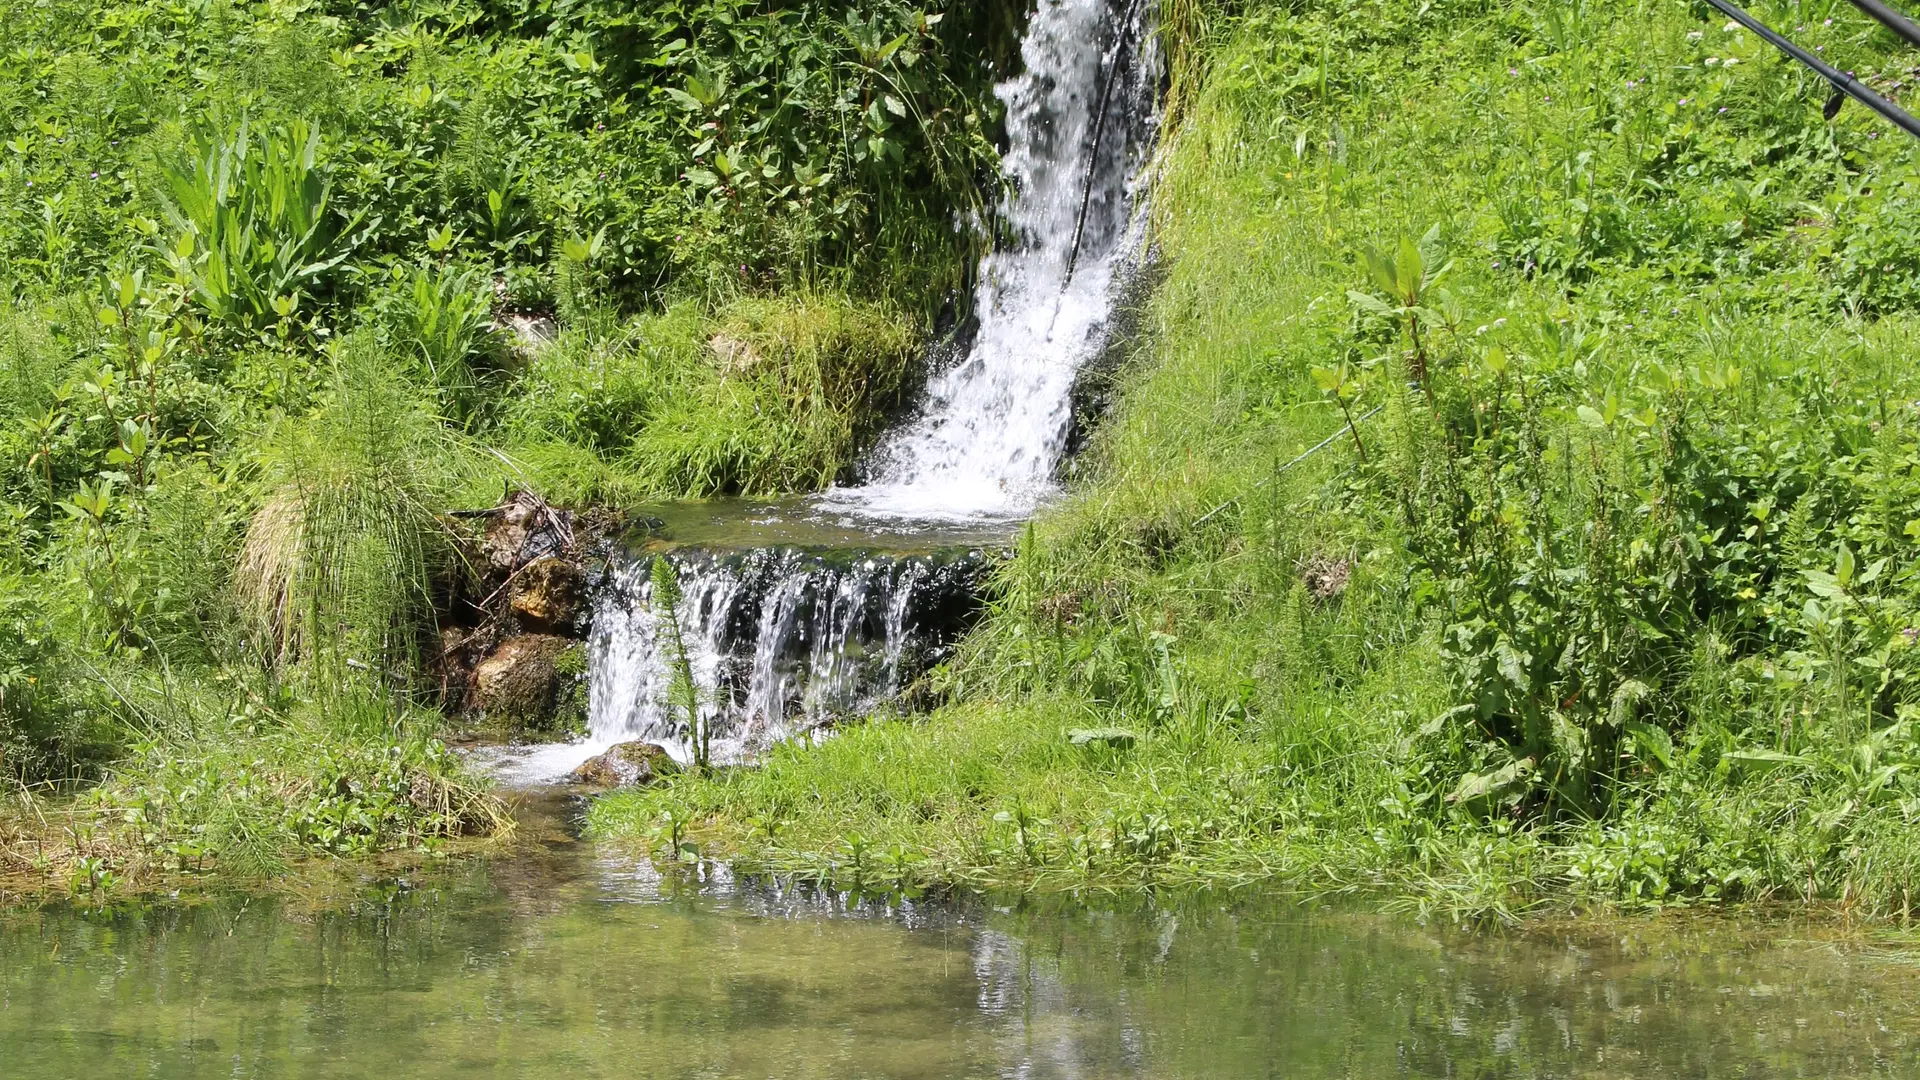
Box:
(651, 556, 709, 771)
(154, 119, 362, 336)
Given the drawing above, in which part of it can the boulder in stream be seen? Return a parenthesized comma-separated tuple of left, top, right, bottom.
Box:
(472, 634, 580, 725)
(569, 741, 677, 788)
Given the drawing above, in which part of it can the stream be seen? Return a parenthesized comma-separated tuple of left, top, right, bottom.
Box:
(4, 795, 1918, 1078)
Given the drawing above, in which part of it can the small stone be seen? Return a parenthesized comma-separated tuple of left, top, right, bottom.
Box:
(570, 741, 677, 788)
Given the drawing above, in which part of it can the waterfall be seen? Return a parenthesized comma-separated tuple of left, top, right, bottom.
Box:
(494, 0, 1158, 782)
(586, 548, 987, 765)
(826, 0, 1159, 520)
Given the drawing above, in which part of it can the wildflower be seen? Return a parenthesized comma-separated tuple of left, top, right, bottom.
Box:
(89, 171, 97, 179)
(1688, 30, 1703, 40)
(1493, 318, 1508, 328)
(1723, 57, 1739, 66)
(1719, 107, 1728, 114)
(1706, 56, 1719, 65)
(1724, 20, 1739, 31)
(1508, 67, 1519, 76)
(1679, 97, 1690, 105)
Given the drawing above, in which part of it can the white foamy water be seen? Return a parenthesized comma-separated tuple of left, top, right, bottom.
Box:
(581, 550, 983, 766)
(824, 0, 1158, 521)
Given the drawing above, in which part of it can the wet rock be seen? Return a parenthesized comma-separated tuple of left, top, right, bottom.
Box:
(510, 555, 586, 631)
(472, 634, 576, 722)
(569, 741, 677, 788)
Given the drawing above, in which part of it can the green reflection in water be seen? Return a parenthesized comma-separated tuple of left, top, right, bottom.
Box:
(4, 819, 1918, 1078)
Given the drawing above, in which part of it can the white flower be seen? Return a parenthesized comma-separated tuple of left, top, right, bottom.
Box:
(1724, 20, 1740, 31)
(1688, 30, 1704, 40)
(1722, 57, 1739, 67)
(1705, 56, 1720, 65)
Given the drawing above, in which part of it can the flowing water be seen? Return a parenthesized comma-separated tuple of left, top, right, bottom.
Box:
(552, 0, 1160, 773)
(582, 543, 988, 767)
(826, 0, 1157, 521)
(5, 803, 1918, 1078)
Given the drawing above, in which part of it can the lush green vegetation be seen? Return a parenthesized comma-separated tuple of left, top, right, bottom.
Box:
(595, 0, 1920, 919)
(0, 0, 1020, 886)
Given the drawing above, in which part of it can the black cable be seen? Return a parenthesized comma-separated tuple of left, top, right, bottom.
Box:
(1702, 0, 1920, 139)
(1063, 0, 1145, 287)
(1848, 0, 1920, 50)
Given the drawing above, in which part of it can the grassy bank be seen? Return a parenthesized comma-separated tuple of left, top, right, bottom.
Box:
(593, 0, 1920, 919)
(0, 0, 1019, 890)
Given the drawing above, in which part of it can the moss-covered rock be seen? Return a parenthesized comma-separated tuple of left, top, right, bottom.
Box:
(569, 741, 677, 788)
(471, 634, 576, 726)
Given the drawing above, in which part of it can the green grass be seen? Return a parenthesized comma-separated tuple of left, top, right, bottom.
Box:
(503, 293, 921, 503)
(591, 0, 1920, 920)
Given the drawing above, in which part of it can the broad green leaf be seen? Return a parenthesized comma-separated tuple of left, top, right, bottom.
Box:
(1346, 290, 1393, 315)
(1397, 234, 1424, 292)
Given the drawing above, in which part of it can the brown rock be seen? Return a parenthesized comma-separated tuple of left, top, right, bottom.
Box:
(510, 555, 586, 630)
(471, 634, 575, 721)
(569, 741, 677, 788)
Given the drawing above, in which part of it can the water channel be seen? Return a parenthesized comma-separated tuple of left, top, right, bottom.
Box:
(3, 797, 1917, 1078)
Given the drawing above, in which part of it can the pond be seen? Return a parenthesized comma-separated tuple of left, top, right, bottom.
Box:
(3, 801, 1917, 1078)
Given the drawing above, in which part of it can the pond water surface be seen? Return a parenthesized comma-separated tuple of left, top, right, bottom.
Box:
(3, 804, 1918, 1078)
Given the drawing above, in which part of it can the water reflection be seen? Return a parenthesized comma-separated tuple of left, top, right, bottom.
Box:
(3, 824, 1918, 1078)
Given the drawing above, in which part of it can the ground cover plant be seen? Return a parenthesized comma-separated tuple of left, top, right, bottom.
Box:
(0, 0, 1024, 889)
(594, 0, 1920, 920)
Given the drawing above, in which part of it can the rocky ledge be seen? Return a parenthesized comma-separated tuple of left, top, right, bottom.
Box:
(437, 489, 615, 737)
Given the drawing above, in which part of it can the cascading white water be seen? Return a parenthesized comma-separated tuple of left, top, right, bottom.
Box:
(826, 0, 1159, 520)
(492, 1, 1158, 783)
(583, 550, 984, 766)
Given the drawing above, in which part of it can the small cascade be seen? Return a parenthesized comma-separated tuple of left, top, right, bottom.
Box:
(587, 546, 989, 765)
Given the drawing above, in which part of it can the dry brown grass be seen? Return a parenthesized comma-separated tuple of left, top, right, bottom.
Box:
(235, 491, 307, 663)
